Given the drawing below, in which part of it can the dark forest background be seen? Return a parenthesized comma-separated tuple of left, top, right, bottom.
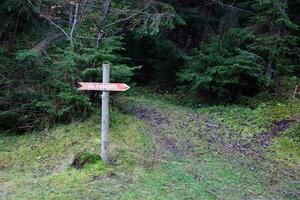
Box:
(1, 0, 299, 132)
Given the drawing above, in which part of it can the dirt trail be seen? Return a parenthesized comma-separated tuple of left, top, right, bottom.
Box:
(122, 102, 293, 160)
(116, 96, 299, 199)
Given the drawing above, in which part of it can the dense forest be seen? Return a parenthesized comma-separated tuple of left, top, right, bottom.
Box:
(1, 1, 300, 199)
(0, 0, 299, 132)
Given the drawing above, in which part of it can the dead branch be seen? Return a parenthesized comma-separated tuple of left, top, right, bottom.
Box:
(103, 3, 150, 29)
(70, 2, 79, 43)
(32, 33, 64, 55)
(26, 0, 70, 39)
(212, 0, 255, 14)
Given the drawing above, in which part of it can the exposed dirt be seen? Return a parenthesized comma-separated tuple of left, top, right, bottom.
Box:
(134, 107, 170, 128)
(126, 106, 183, 155)
(226, 119, 298, 158)
(270, 119, 297, 136)
(120, 102, 298, 163)
(164, 137, 180, 153)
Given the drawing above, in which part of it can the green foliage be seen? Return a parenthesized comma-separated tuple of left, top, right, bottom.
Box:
(0, 46, 92, 132)
(78, 36, 140, 83)
(1, 0, 300, 132)
(178, 36, 269, 99)
(135, 2, 186, 37)
(0, 35, 136, 133)
(0, 0, 142, 133)
(245, 0, 299, 77)
(277, 76, 300, 98)
(178, 0, 299, 101)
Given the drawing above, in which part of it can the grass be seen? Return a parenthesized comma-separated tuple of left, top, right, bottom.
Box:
(0, 110, 150, 199)
(1, 89, 299, 199)
(196, 98, 300, 168)
(198, 100, 300, 137)
(117, 89, 299, 199)
(121, 156, 282, 200)
(268, 122, 300, 168)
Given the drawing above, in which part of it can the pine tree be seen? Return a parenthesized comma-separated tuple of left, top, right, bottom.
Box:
(178, 0, 299, 101)
(247, 0, 299, 82)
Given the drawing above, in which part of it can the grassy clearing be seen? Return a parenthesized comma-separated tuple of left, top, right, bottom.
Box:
(0, 110, 150, 199)
(1, 89, 299, 199)
(121, 155, 285, 200)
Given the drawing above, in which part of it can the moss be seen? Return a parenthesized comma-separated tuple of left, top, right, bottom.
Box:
(79, 152, 100, 163)
(71, 152, 107, 171)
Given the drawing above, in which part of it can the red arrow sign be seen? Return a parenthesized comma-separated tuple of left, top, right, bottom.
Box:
(78, 82, 130, 92)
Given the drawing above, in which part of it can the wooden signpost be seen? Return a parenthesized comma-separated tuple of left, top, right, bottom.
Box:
(78, 63, 130, 162)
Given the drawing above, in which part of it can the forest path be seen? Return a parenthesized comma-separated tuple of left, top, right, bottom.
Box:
(116, 91, 299, 199)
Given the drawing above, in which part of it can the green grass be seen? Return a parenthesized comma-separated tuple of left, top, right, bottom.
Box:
(0, 110, 150, 199)
(195, 98, 300, 168)
(198, 99, 300, 137)
(1, 89, 299, 199)
(268, 122, 300, 168)
(121, 156, 282, 200)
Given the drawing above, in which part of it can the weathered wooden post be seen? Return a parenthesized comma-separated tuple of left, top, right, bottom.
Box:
(101, 63, 110, 162)
(78, 63, 130, 163)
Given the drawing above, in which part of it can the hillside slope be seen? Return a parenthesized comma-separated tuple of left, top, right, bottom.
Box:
(1, 89, 299, 199)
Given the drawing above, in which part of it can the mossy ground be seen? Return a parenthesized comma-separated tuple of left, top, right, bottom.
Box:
(1, 88, 299, 199)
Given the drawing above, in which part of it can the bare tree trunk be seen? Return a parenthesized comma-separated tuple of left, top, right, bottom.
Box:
(96, 0, 111, 46)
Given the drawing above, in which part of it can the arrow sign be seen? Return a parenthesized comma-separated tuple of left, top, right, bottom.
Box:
(78, 82, 130, 92)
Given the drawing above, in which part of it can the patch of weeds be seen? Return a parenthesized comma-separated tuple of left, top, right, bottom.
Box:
(82, 160, 110, 173)
(264, 101, 300, 123)
(199, 105, 267, 136)
(268, 122, 300, 168)
(198, 100, 300, 137)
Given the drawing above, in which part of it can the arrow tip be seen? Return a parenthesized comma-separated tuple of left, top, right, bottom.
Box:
(78, 82, 84, 90)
